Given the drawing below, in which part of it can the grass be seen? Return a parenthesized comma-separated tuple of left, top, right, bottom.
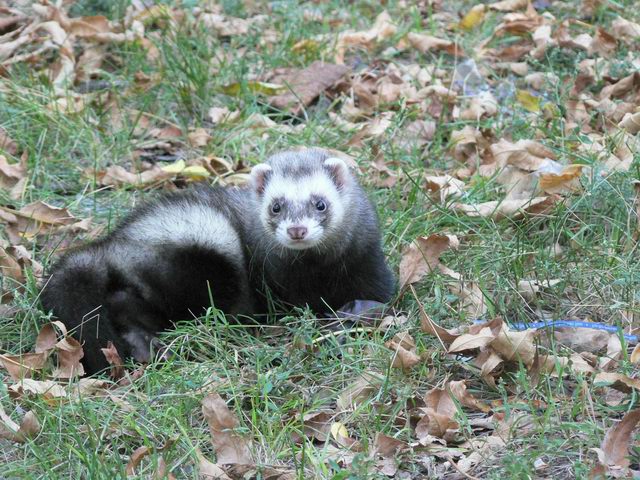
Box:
(1, 0, 640, 478)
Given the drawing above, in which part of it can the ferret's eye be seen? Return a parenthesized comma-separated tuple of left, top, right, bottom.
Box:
(315, 200, 327, 212)
(271, 202, 281, 214)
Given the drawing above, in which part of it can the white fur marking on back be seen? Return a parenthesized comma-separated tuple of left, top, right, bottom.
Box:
(124, 204, 244, 266)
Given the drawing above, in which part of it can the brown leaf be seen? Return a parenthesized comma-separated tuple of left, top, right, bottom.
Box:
(398, 234, 459, 290)
(407, 33, 464, 56)
(0, 408, 40, 443)
(454, 196, 558, 220)
(202, 393, 252, 464)
(188, 128, 211, 148)
(68, 16, 111, 37)
(385, 331, 421, 370)
(490, 328, 537, 367)
(415, 408, 459, 440)
(594, 372, 640, 393)
(448, 327, 496, 353)
(599, 72, 640, 100)
(552, 326, 611, 353)
(474, 349, 504, 379)
(53, 337, 85, 379)
(0, 154, 26, 193)
(101, 341, 125, 380)
(598, 335, 622, 371)
(611, 17, 640, 42)
(418, 306, 459, 344)
(601, 408, 640, 469)
(95, 164, 174, 188)
(196, 449, 232, 480)
(490, 139, 556, 171)
(445, 272, 488, 318)
(538, 165, 585, 195)
(448, 380, 491, 413)
(489, 0, 529, 11)
(591, 28, 617, 58)
(126, 446, 151, 476)
(0, 128, 18, 156)
(0, 352, 49, 380)
(199, 13, 266, 37)
(35, 321, 67, 353)
(459, 91, 498, 121)
(425, 175, 465, 202)
(267, 62, 350, 115)
(208, 107, 240, 125)
(8, 379, 67, 399)
(418, 386, 460, 439)
(335, 11, 397, 64)
(302, 411, 333, 442)
(372, 432, 408, 458)
(0, 246, 23, 289)
(618, 111, 640, 135)
(336, 371, 384, 411)
(17, 201, 76, 226)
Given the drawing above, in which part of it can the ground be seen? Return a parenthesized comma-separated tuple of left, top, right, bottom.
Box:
(0, 0, 639, 479)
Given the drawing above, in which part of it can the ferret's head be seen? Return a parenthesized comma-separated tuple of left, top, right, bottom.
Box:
(250, 149, 354, 251)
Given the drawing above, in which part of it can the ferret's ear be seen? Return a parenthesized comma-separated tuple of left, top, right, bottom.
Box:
(250, 163, 272, 194)
(323, 157, 350, 189)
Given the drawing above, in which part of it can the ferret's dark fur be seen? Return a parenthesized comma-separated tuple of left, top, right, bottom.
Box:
(41, 148, 395, 374)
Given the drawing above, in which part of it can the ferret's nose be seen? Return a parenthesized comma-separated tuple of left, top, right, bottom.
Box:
(287, 226, 308, 240)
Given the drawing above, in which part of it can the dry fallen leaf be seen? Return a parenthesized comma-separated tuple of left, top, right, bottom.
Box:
(126, 446, 151, 476)
(601, 408, 640, 469)
(490, 328, 537, 367)
(0, 407, 40, 443)
(0, 352, 49, 380)
(385, 331, 421, 370)
(188, 128, 211, 148)
(454, 196, 558, 220)
(448, 380, 491, 413)
(202, 393, 252, 465)
(53, 337, 85, 379)
(196, 449, 232, 480)
(302, 411, 333, 442)
(448, 327, 496, 353)
(335, 11, 397, 64)
(425, 175, 465, 202)
(407, 33, 464, 57)
(101, 341, 125, 380)
(398, 234, 459, 290)
(538, 164, 585, 195)
(419, 312, 459, 346)
(336, 371, 384, 411)
(594, 372, 640, 393)
(266, 61, 350, 115)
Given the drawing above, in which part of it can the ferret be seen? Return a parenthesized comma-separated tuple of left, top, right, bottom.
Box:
(41, 148, 395, 374)
(245, 149, 395, 313)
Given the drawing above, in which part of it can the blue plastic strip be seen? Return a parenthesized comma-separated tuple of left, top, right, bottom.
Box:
(475, 319, 638, 343)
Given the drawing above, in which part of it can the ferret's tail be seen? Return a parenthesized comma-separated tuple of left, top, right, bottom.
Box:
(40, 249, 126, 375)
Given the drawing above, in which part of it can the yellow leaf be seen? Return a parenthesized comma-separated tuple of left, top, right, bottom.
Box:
(292, 39, 320, 53)
(161, 160, 186, 174)
(516, 89, 541, 112)
(181, 166, 211, 178)
(330, 422, 349, 440)
(460, 4, 486, 30)
(222, 81, 285, 96)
